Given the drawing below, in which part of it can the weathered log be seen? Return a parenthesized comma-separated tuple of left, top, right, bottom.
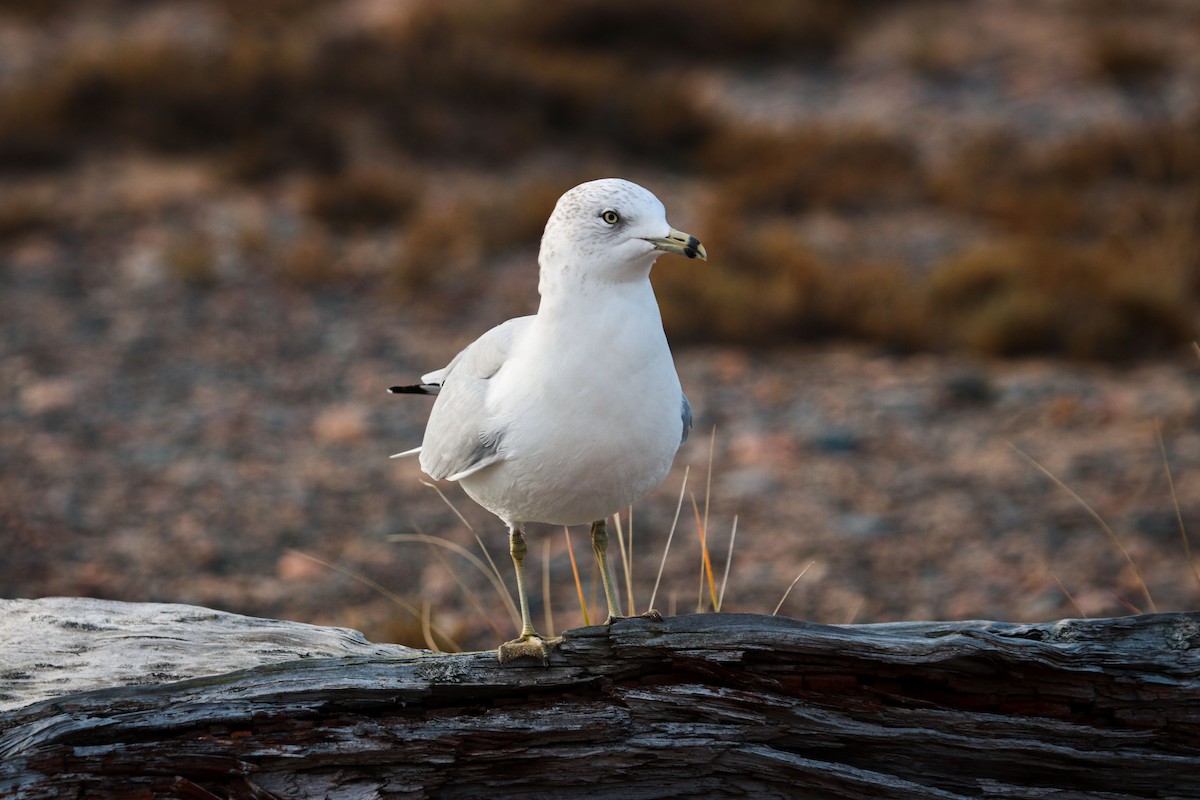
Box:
(1, 598, 1198, 799)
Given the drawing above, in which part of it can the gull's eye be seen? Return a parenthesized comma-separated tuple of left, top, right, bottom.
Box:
(600, 209, 620, 225)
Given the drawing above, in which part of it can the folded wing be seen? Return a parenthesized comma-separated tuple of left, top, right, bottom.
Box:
(393, 316, 532, 482)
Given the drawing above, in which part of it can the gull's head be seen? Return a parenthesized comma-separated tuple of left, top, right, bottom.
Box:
(539, 178, 706, 289)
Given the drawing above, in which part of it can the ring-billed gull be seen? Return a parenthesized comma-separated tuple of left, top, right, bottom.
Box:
(390, 178, 706, 662)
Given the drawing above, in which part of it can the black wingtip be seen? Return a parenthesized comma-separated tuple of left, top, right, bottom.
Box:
(389, 384, 437, 395)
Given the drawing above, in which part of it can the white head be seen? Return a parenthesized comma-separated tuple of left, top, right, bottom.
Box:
(538, 178, 705, 296)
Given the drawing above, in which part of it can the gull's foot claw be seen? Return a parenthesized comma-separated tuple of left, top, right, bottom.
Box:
(603, 609, 664, 626)
(497, 633, 561, 665)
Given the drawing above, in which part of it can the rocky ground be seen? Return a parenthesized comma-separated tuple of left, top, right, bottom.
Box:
(2, 0, 1200, 651)
(4, 236, 1199, 650)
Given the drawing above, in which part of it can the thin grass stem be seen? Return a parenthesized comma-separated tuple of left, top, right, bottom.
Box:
(564, 526, 591, 627)
(1156, 419, 1200, 594)
(388, 533, 520, 628)
(420, 601, 438, 653)
(412, 525, 506, 639)
(1050, 571, 1088, 618)
(627, 506, 634, 613)
(589, 554, 599, 620)
(717, 515, 738, 612)
(649, 465, 689, 612)
(420, 480, 475, 531)
(1007, 442, 1156, 613)
(697, 427, 717, 613)
(542, 538, 555, 637)
(285, 548, 460, 651)
(612, 511, 634, 615)
(612, 508, 636, 615)
(691, 493, 718, 612)
(704, 426, 715, 540)
(773, 561, 815, 616)
(1109, 591, 1143, 616)
(420, 480, 515, 619)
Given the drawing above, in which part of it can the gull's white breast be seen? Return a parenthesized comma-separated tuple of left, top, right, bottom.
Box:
(458, 283, 683, 526)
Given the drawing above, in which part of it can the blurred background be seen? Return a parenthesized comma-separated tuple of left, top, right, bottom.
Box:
(2, 0, 1200, 650)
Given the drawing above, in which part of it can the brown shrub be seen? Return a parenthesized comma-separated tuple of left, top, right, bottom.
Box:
(8, 1, 883, 174)
(271, 226, 339, 288)
(303, 169, 420, 232)
(163, 231, 218, 289)
(0, 0, 67, 20)
(655, 219, 829, 344)
(819, 262, 930, 352)
(1074, 0, 1177, 90)
(655, 214, 924, 348)
(0, 185, 59, 240)
(0, 36, 342, 174)
(930, 132, 1092, 236)
(391, 176, 579, 302)
(927, 239, 1194, 358)
(702, 127, 926, 216)
(322, 23, 714, 167)
(932, 122, 1200, 238)
(1087, 29, 1171, 86)
(504, 0, 885, 64)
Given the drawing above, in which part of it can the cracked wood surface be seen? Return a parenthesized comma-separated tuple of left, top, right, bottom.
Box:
(1, 598, 1198, 799)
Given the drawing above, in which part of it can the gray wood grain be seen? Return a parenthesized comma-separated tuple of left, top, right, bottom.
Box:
(2, 599, 1198, 799)
(0, 597, 422, 711)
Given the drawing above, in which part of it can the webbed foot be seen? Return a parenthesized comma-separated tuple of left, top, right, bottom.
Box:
(497, 633, 561, 665)
(603, 609, 664, 625)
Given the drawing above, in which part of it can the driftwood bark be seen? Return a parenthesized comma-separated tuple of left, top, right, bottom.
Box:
(1, 599, 1198, 800)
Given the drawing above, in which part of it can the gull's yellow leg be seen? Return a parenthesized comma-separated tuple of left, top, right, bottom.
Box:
(498, 526, 559, 664)
(591, 518, 662, 625)
(591, 519, 624, 624)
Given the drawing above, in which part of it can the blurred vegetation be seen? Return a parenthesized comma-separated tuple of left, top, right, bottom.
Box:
(1, 0, 1197, 358)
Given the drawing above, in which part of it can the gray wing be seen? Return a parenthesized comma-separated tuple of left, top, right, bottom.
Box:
(680, 392, 693, 446)
(417, 316, 532, 482)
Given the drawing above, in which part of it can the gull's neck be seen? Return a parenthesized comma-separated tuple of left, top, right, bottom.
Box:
(537, 247, 658, 306)
(535, 260, 663, 341)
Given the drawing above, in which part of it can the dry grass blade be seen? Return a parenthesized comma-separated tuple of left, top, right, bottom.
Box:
(542, 538, 555, 637)
(773, 560, 815, 616)
(1007, 442, 1156, 613)
(285, 549, 460, 652)
(1109, 591, 1144, 616)
(420, 480, 475, 531)
(589, 551, 600, 619)
(1050, 570, 1088, 618)
(649, 465, 689, 612)
(387, 533, 519, 628)
(626, 507, 634, 612)
(410, 524, 507, 640)
(420, 601, 436, 652)
(469, 530, 512, 604)
(691, 492, 718, 613)
(843, 598, 864, 625)
(703, 426, 715, 565)
(421, 480, 513, 609)
(1156, 419, 1200, 594)
(717, 515, 738, 612)
(564, 526, 591, 627)
(612, 508, 635, 616)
